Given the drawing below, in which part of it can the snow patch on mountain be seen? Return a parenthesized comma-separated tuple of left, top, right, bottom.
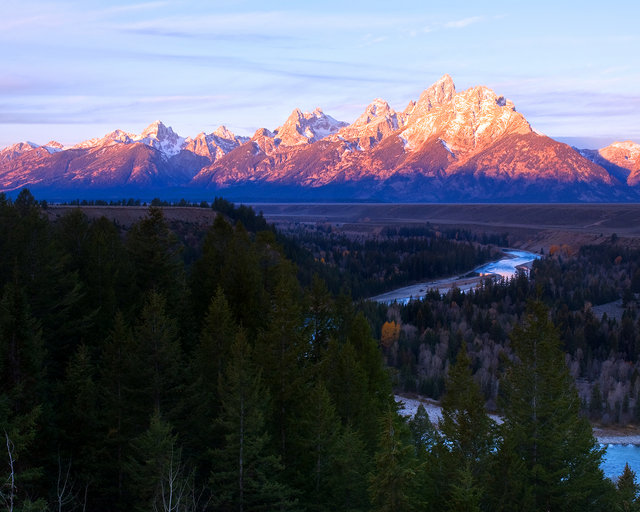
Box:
(43, 141, 65, 153)
(439, 138, 454, 155)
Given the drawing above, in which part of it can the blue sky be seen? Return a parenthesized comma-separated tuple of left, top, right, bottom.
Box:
(1, 0, 639, 149)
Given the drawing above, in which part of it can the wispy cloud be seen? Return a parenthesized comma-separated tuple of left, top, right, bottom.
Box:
(444, 16, 486, 29)
(122, 26, 298, 44)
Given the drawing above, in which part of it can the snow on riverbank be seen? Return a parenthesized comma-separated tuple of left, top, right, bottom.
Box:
(594, 428, 640, 446)
(395, 394, 503, 426)
(395, 394, 640, 445)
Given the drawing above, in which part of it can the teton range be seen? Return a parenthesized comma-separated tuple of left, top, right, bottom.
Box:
(1, 75, 639, 202)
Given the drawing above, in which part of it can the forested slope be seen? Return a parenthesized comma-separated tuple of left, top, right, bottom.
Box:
(0, 191, 635, 511)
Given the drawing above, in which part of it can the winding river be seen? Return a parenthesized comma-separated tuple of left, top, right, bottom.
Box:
(371, 248, 540, 304)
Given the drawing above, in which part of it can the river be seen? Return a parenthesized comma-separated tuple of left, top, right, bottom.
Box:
(395, 395, 640, 481)
(601, 444, 640, 480)
(371, 248, 540, 304)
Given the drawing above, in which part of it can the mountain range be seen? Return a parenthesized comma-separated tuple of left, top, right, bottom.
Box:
(1, 74, 639, 202)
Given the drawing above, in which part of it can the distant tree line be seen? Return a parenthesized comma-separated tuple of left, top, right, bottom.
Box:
(277, 223, 504, 299)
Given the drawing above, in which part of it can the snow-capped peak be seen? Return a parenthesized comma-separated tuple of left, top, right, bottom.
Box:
(0, 141, 41, 161)
(275, 107, 347, 146)
(137, 121, 185, 158)
(351, 99, 397, 128)
(140, 120, 168, 139)
(182, 126, 248, 162)
(43, 141, 64, 153)
(71, 129, 136, 150)
(213, 125, 236, 140)
(400, 75, 531, 153)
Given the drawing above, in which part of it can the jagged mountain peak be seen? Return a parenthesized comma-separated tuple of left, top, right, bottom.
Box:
(253, 127, 274, 139)
(275, 107, 347, 146)
(213, 125, 236, 140)
(400, 76, 531, 153)
(459, 84, 516, 111)
(5, 141, 40, 151)
(42, 141, 65, 154)
(332, 98, 400, 150)
(182, 126, 248, 162)
(0, 141, 42, 162)
(407, 74, 457, 119)
(140, 120, 170, 138)
(71, 129, 135, 150)
(138, 121, 185, 158)
(431, 73, 456, 99)
(352, 98, 395, 127)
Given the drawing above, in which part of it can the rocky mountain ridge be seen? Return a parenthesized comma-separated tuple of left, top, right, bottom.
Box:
(1, 75, 638, 202)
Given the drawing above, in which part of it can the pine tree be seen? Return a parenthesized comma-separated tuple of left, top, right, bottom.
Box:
(492, 302, 615, 511)
(617, 463, 640, 512)
(194, 287, 236, 390)
(368, 410, 420, 512)
(130, 292, 183, 419)
(125, 412, 192, 512)
(255, 263, 306, 466)
(407, 404, 438, 456)
(180, 288, 236, 476)
(446, 461, 482, 512)
(290, 381, 369, 512)
(305, 276, 335, 363)
(439, 343, 494, 478)
(322, 338, 369, 430)
(0, 280, 45, 411)
(60, 344, 101, 507)
(210, 329, 295, 512)
(99, 312, 137, 508)
(438, 343, 494, 510)
(126, 207, 185, 316)
(219, 223, 267, 333)
(0, 279, 45, 509)
(84, 216, 131, 335)
(189, 214, 234, 326)
(407, 404, 441, 510)
(2, 193, 85, 381)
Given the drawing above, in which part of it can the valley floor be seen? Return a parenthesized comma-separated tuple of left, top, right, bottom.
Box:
(254, 202, 640, 251)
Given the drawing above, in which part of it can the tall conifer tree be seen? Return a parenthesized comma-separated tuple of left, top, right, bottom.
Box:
(210, 329, 294, 511)
(492, 303, 615, 511)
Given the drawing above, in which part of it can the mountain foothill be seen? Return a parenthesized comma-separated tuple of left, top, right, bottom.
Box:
(1, 74, 639, 202)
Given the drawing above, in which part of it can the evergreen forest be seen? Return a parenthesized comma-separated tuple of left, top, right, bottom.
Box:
(1, 190, 639, 511)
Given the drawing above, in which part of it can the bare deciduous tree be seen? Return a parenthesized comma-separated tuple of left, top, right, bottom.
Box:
(2, 431, 16, 512)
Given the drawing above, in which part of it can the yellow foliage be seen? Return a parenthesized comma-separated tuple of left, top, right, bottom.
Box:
(381, 321, 401, 348)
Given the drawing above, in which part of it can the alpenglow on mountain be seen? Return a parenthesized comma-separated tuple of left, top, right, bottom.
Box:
(1, 75, 639, 202)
